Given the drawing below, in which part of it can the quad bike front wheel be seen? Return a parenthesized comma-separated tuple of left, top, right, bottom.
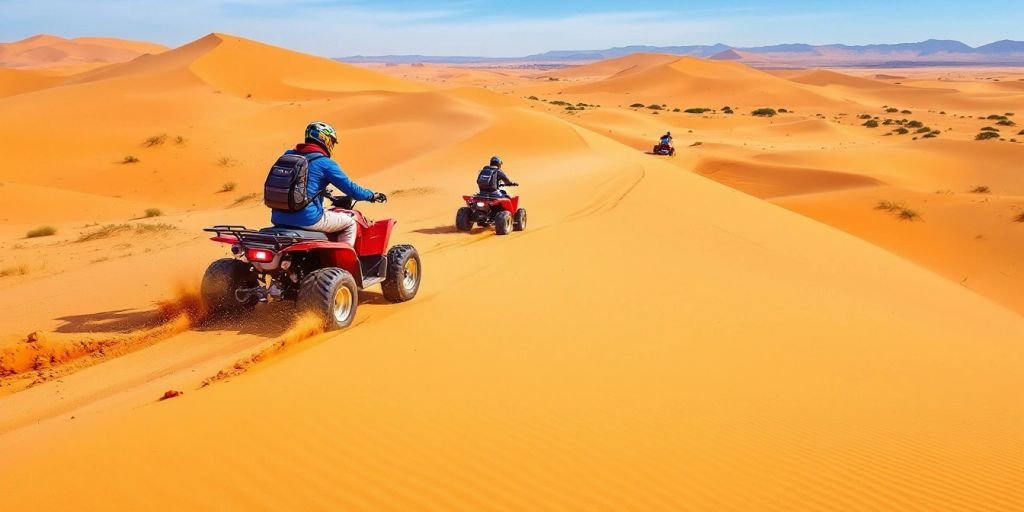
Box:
(298, 267, 359, 331)
(513, 208, 527, 231)
(455, 207, 473, 232)
(382, 245, 421, 302)
(201, 258, 258, 315)
(494, 210, 513, 236)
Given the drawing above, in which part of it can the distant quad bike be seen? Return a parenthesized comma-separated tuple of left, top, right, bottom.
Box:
(652, 143, 676, 156)
(201, 194, 421, 331)
(455, 185, 526, 236)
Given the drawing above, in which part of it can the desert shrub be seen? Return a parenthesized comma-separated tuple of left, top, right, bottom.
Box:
(883, 119, 894, 125)
(893, 127, 909, 135)
(722, 107, 734, 114)
(123, 155, 140, 164)
(980, 126, 999, 132)
(647, 104, 663, 110)
(550, 100, 570, 106)
(970, 185, 991, 194)
(144, 134, 167, 147)
(143, 208, 162, 218)
(876, 200, 901, 212)
(907, 120, 923, 128)
(77, 223, 175, 242)
(1018, 129, 1024, 135)
(221, 182, 236, 192)
(565, 105, 583, 111)
(886, 107, 899, 113)
(134, 223, 175, 234)
(0, 264, 29, 278)
(752, 108, 777, 117)
(1015, 212, 1024, 223)
(629, 103, 645, 108)
(858, 114, 872, 119)
(901, 110, 912, 114)
(863, 119, 879, 128)
(987, 114, 1007, 120)
(976, 131, 1000, 141)
(778, 108, 789, 113)
(996, 119, 1016, 126)
(232, 192, 259, 205)
(217, 157, 237, 167)
(527, 96, 539, 100)
(898, 208, 920, 221)
(923, 131, 940, 138)
(26, 226, 56, 238)
(672, 108, 681, 112)
(915, 126, 931, 134)
(684, 107, 712, 114)
(174, 136, 186, 145)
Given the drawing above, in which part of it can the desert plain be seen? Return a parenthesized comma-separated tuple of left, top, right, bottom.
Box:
(0, 33, 1022, 511)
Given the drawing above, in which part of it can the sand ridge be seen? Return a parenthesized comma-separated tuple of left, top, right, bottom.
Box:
(0, 34, 166, 68)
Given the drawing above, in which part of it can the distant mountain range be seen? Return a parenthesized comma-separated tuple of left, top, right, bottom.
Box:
(340, 39, 1024, 67)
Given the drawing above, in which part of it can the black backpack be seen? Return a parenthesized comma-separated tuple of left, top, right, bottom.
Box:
(476, 166, 499, 192)
(263, 153, 325, 212)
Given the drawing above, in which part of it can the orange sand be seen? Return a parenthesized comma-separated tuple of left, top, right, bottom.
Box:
(0, 38, 1022, 511)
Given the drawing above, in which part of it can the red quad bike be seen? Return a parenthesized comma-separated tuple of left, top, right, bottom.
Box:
(455, 185, 526, 236)
(201, 195, 421, 331)
(652, 143, 676, 156)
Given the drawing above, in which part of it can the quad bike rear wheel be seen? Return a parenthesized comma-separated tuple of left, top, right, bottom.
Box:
(513, 208, 527, 231)
(495, 210, 513, 236)
(455, 207, 473, 232)
(298, 267, 359, 331)
(382, 245, 421, 303)
(201, 258, 258, 315)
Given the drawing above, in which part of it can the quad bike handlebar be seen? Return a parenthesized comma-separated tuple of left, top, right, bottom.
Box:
(326, 192, 388, 210)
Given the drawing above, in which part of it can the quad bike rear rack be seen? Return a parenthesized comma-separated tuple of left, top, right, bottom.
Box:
(203, 225, 308, 250)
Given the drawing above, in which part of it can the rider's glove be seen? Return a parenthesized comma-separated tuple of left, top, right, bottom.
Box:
(371, 192, 388, 203)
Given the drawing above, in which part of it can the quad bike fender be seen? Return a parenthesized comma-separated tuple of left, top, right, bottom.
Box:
(463, 196, 520, 213)
(210, 234, 239, 245)
(356, 218, 395, 257)
(282, 243, 365, 288)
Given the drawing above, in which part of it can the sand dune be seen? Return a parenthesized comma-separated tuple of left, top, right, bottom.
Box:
(560, 55, 840, 107)
(0, 68, 63, 97)
(546, 52, 680, 79)
(0, 34, 166, 68)
(1, 37, 1023, 511)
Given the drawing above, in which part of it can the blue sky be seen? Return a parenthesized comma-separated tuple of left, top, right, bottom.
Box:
(2, 0, 1022, 57)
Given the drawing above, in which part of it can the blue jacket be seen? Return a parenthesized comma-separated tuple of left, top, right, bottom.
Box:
(270, 147, 375, 227)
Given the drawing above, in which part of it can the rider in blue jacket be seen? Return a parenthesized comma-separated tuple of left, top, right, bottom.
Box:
(271, 122, 386, 245)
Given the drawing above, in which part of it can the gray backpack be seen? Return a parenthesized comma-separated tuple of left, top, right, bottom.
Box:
(263, 153, 324, 212)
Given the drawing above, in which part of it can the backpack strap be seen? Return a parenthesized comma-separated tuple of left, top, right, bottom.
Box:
(301, 152, 328, 204)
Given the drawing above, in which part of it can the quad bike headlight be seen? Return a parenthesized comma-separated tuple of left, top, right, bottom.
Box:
(476, 202, 486, 208)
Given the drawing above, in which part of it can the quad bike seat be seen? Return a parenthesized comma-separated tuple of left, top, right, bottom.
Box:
(260, 226, 329, 241)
